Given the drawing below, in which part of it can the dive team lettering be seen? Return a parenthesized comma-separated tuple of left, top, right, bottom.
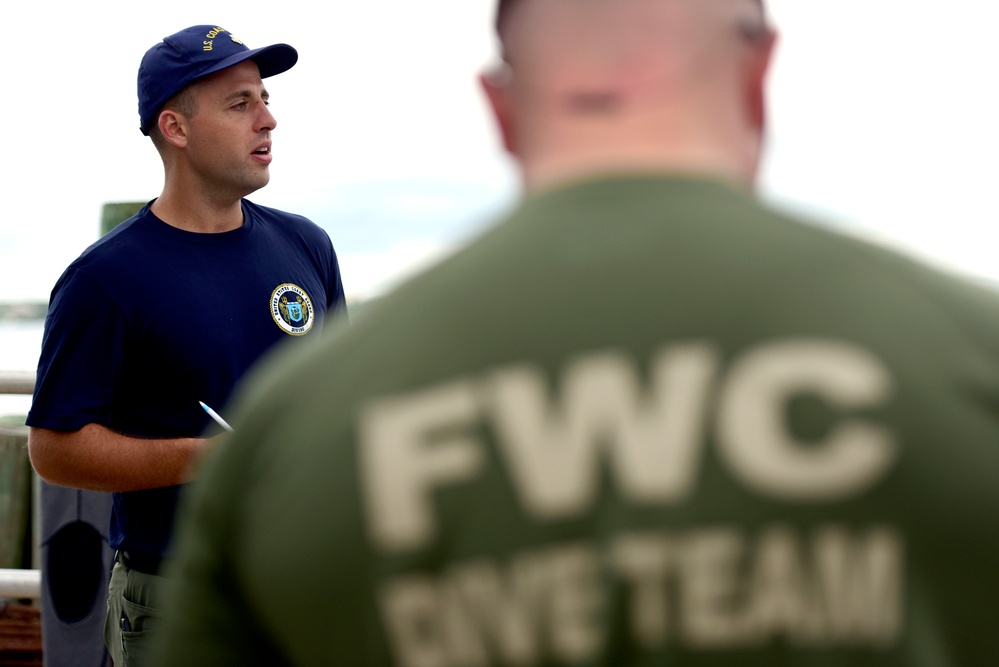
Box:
(361, 338, 903, 662)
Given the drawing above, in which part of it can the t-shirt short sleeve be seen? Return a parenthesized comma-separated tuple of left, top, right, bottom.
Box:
(27, 267, 128, 431)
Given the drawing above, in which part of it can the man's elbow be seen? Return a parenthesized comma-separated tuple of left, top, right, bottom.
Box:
(27, 427, 77, 487)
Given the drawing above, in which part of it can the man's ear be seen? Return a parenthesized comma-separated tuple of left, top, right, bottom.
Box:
(157, 110, 189, 148)
(746, 30, 777, 133)
(479, 68, 517, 156)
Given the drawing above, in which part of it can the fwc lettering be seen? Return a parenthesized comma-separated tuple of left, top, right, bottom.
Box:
(360, 338, 897, 554)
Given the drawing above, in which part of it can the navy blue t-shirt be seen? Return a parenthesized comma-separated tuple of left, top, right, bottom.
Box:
(27, 199, 347, 557)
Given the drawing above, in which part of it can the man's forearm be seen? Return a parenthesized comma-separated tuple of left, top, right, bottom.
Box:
(28, 423, 212, 492)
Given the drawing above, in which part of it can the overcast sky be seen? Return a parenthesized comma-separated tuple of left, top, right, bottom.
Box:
(2, 1, 998, 304)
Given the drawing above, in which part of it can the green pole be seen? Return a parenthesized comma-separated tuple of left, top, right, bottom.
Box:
(100, 201, 146, 236)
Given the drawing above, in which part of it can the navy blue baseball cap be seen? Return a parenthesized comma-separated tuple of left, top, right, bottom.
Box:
(137, 25, 298, 135)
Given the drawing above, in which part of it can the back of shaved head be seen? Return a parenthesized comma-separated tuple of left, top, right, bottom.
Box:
(498, 0, 768, 90)
(496, 0, 766, 35)
(482, 0, 776, 191)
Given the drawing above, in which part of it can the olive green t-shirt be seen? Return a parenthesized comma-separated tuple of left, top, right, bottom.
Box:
(155, 176, 999, 666)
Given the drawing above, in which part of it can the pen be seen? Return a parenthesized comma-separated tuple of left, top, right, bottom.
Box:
(199, 401, 234, 433)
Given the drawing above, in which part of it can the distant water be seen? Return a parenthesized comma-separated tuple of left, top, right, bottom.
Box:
(0, 319, 44, 419)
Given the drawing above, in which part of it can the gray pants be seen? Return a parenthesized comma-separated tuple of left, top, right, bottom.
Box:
(104, 559, 166, 667)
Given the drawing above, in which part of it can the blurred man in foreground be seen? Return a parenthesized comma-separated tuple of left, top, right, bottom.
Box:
(155, 0, 999, 664)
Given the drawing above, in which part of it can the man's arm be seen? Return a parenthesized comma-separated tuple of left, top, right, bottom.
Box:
(28, 424, 212, 492)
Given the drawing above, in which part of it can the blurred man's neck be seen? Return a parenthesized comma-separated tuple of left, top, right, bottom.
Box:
(521, 136, 759, 195)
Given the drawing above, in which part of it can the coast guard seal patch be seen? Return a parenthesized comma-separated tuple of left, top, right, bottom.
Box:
(270, 283, 315, 336)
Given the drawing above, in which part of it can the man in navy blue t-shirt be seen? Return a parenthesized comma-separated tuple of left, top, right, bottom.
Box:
(26, 24, 347, 666)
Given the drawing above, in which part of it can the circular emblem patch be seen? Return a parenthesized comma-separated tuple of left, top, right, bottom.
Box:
(270, 283, 315, 336)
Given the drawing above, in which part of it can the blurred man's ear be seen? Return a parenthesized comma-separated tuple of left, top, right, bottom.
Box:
(746, 30, 777, 133)
(479, 67, 517, 155)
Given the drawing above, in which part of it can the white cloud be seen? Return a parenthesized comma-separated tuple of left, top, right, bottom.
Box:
(340, 239, 457, 302)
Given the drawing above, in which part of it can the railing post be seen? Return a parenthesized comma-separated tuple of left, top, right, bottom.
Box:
(0, 372, 34, 396)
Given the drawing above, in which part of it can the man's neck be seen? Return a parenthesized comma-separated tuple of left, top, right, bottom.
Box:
(521, 143, 756, 195)
(150, 190, 245, 234)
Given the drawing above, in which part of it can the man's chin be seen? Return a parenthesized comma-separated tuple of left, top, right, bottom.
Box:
(241, 173, 271, 197)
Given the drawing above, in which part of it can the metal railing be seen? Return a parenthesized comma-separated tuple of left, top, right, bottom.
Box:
(0, 370, 34, 395)
(0, 370, 40, 600)
(0, 568, 40, 599)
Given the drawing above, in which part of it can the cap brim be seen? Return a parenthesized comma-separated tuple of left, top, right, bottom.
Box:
(194, 43, 299, 83)
(248, 43, 299, 79)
